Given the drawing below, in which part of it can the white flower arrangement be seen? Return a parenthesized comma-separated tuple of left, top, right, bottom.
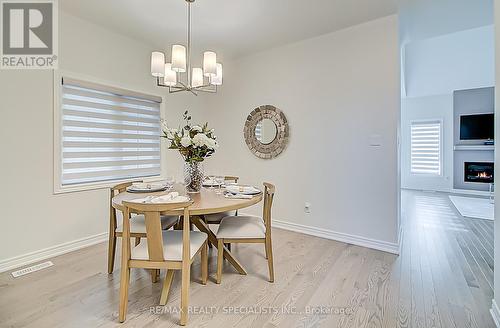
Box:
(161, 111, 218, 163)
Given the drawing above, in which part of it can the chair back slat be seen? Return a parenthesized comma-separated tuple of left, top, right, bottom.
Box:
(144, 211, 165, 261)
(224, 176, 239, 183)
(112, 180, 141, 195)
(262, 182, 275, 229)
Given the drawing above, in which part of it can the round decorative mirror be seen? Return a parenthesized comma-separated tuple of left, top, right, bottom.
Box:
(255, 118, 278, 144)
(244, 105, 289, 159)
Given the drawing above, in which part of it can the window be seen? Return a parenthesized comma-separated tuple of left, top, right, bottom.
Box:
(410, 120, 442, 175)
(56, 77, 162, 191)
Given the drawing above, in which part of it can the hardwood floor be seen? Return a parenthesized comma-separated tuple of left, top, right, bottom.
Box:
(0, 190, 495, 327)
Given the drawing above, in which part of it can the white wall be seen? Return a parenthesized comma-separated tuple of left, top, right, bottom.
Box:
(401, 95, 454, 191)
(400, 25, 494, 193)
(0, 11, 206, 267)
(204, 15, 400, 250)
(404, 25, 494, 98)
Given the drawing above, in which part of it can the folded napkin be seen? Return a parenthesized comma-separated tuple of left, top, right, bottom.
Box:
(202, 179, 220, 186)
(130, 192, 185, 204)
(225, 185, 260, 195)
(224, 193, 253, 199)
(151, 192, 180, 203)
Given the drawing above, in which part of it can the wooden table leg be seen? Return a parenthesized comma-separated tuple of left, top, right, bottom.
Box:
(160, 270, 175, 305)
(191, 216, 247, 275)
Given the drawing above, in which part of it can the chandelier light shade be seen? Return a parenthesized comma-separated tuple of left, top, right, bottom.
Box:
(151, 52, 165, 77)
(203, 51, 217, 77)
(192, 68, 204, 88)
(150, 0, 222, 95)
(171, 45, 187, 73)
(164, 63, 177, 86)
(211, 63, 223, 85)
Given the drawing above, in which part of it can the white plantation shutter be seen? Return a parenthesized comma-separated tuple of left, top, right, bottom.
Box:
(410, 121, 442, 175)
(59, 78, 162, 186)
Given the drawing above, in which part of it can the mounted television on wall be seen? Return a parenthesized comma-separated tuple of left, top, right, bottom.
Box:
(459, 113, 494, 141)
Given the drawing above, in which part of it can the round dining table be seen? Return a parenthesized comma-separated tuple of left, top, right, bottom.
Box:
(112, 183, 263, 275)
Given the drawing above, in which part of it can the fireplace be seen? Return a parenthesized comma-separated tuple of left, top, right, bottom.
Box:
(464, 162, 494, 183)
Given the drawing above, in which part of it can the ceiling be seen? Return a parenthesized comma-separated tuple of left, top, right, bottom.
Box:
(60, 0, 397, 60)
(399, 0, 493, 43)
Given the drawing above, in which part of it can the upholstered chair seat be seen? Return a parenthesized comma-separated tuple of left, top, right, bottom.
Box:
(216, 216, 266, 239)
(131, 230, 207, 261)
(116, 215, 178, 234)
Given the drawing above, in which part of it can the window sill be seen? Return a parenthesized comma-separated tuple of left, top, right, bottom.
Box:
(53, 175, 164, 194)
(410, 173, 443, 177)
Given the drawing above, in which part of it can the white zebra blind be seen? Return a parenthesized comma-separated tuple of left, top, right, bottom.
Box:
(410, 121, 442, 175)
(60, 77, 162, 186)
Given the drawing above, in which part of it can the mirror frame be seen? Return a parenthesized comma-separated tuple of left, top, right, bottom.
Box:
(244, 105, 289, 159)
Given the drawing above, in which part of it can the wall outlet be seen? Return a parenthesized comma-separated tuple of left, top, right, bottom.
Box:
(304, 202, 311, 214)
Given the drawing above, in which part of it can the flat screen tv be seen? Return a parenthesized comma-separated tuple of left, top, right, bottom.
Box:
(459, 113, 494, 141)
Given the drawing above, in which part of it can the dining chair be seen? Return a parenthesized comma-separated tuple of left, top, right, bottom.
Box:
(203, 176, 239, 249)
(215, 182, 275, 284)
(107, 181, 179, 274)
(119, 200, 208, 326)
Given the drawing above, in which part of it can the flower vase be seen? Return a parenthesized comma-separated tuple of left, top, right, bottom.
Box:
(184, 161, 204, 193)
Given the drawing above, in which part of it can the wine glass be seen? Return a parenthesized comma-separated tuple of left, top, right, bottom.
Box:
(215, 175, 225, 194)
(164, 176, 174, 190)
(206, 175, 215, 190)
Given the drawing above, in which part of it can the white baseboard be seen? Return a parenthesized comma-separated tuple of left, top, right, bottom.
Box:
(272, 219, 400, 255)
(491, 299, 500, 327)
(0, 232, 108, 273)
(0, 219, 402, 273)
(401, 187, 451, 194)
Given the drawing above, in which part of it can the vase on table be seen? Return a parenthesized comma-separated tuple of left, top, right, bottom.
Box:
(162, 111, 218, 193)
(184, 161, 204, 193)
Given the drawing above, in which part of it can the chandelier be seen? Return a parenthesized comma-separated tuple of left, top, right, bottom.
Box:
(150, 0, 222, 96)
